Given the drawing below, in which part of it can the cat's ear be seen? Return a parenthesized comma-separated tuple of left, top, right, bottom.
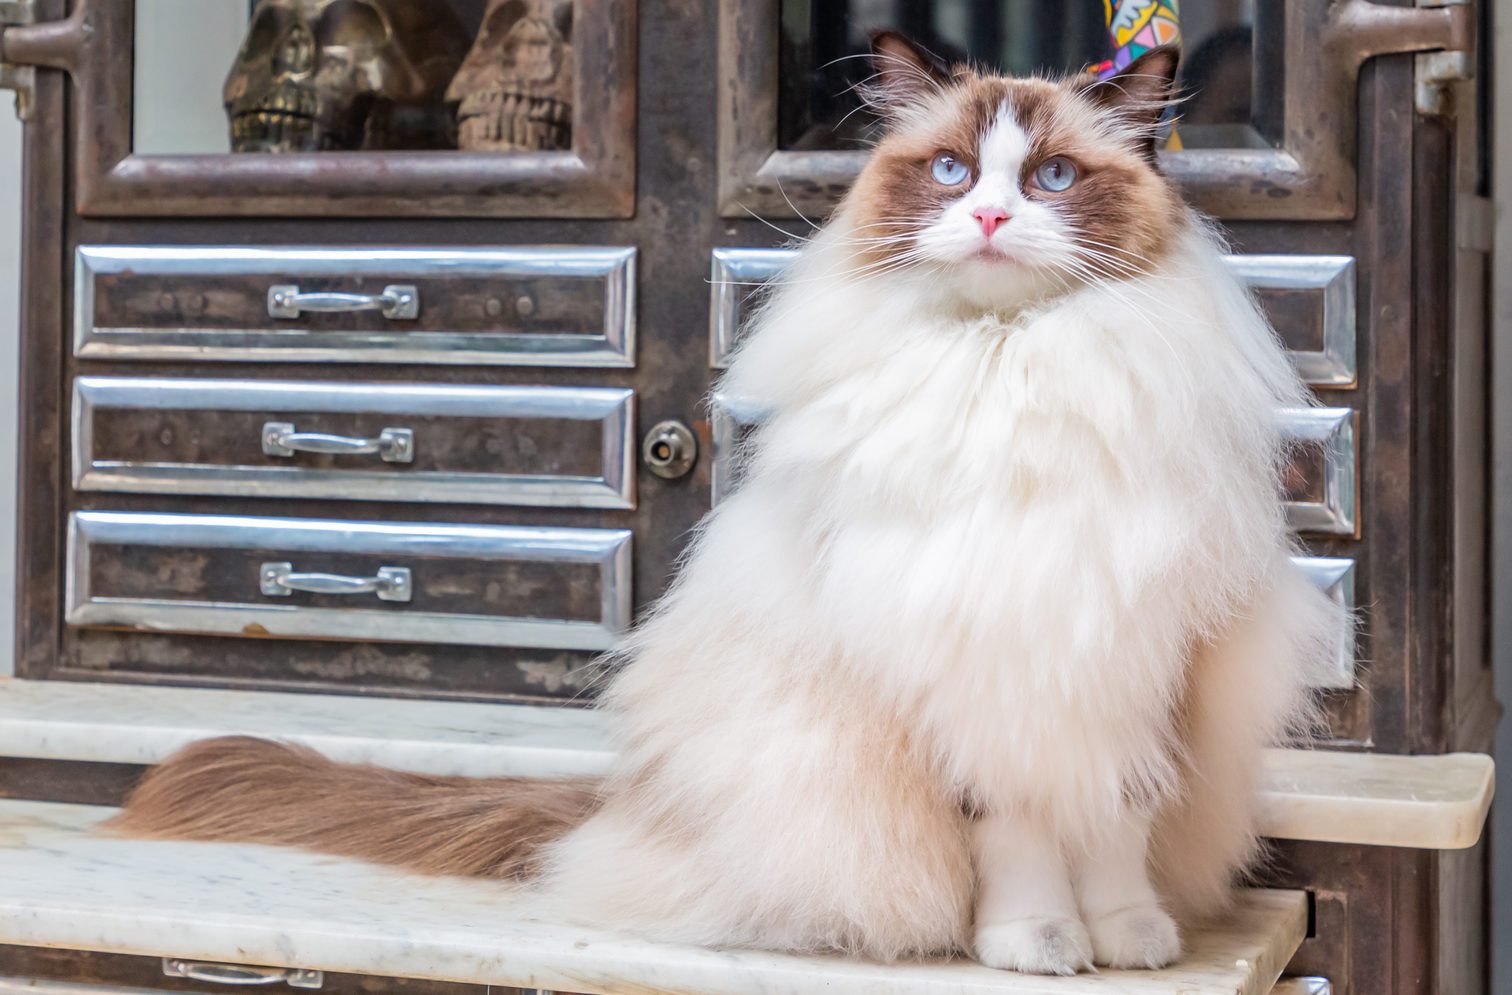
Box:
(1083, 45, 1181, 157)
(866, 31, 951, 113)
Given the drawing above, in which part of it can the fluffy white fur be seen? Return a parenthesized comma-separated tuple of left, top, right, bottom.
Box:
(539, 100, 1336, 974)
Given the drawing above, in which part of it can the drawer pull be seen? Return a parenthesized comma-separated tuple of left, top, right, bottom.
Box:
(267, 283, 419, 320)
(262, 421, 415, 463)
(260, 562, 413, 602)
(162, 958, 324, 989)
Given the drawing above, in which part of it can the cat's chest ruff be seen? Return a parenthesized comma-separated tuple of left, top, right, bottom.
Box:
(821, 314, 1114, 465)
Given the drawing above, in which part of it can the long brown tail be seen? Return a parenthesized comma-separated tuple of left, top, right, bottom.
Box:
(107, 736, 602, 878)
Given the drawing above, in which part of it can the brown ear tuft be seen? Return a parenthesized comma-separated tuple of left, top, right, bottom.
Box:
(866, 31, 952, 113)
(1084, 45, 1181, 157)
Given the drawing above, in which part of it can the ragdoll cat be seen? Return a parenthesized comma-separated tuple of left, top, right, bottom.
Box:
(113, 33, 1336, 976)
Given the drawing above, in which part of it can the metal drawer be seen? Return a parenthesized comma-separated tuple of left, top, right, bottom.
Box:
(74, 245, 636, 367)
(1291, 557, 1358, 689)
(65, 512, 631, 652)
(709, 248, 1358, 387)
(72, 378, 635, 510)
(710, 399, 1359, 539)
(1280, 407, 1358, 537)
(0, 944, 551, 995)
(1225, 255, 1356, 388)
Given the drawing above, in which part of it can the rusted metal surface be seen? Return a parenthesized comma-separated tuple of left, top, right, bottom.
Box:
(0, 0, 84, 73)
(89, 269, 608, 338)
(83, 405, 607, 483)
(84, 544, 603, 622)
(13, 0, 65, 682)
(0, 757, 144, 806)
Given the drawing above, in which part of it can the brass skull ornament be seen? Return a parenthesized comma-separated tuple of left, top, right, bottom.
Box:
(447, 0, 574, 152)
(225, 0, 472, 153)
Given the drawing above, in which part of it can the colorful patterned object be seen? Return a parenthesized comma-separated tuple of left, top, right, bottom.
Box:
(1096, 0, 1182, 79)
(1090, 0, 1182, 148)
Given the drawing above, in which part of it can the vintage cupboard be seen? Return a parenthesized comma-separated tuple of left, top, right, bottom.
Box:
(0, 0, 1493, 993)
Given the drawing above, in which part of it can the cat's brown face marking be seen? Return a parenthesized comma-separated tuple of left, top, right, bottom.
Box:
(845, 34, 1184, 295)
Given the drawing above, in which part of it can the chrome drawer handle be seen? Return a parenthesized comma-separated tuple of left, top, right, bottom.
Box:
(262, 422, 414, 463)
(260, 562, 413, 602)
(267, 283, 419, 320)
(163, 958, 324, 989)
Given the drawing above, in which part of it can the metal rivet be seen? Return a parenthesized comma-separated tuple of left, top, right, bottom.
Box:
(485, 297, 504, 318)
(515, 294, 536, 317)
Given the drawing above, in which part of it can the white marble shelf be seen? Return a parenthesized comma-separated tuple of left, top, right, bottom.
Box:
(0, 679, 614, 778)
(0, 679, 1493, 850)
(0, 799, 1305, 995)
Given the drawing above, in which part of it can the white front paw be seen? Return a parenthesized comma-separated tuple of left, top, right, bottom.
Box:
(1086, 904, 1182, 969)
(974, 916, 1093, 975)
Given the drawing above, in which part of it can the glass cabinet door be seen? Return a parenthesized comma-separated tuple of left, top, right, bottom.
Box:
(16, 0, 635, 216)
(719, 0, 1472, 220)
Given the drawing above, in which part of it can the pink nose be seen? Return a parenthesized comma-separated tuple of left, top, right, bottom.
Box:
(973, 206, 1010, 237)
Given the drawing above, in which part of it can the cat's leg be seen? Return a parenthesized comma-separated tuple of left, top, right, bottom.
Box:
(1074, 811, 1182, 969)
(971, 811, 1092, 975)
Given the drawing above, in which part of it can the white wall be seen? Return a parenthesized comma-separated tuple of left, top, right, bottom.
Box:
(133, 0, 247, 155)
(0, 109, 21, 676)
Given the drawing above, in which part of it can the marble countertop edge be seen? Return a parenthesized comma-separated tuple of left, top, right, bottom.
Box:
(0, 680, 1494, 849)
(0, 799, 1308, 995)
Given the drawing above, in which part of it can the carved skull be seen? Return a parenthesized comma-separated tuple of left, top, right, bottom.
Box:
(225, 0, 472, 153)
(447, 0, 574, 152)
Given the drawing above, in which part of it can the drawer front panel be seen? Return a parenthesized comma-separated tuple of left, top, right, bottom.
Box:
(1290, 557, 1358, 690)
(709, 248, 1358, 386)
(1280, 408, 1358, 537)
(73, 378, 635, 509)
(75, 246, 636, 367)
(711, 399, 1360, 540)
(1226, 255, 1356, 388)
(0, 976, 537, 995)
(66, 513, 632, 652)
(0, 946, 531, 995)
(709, 393, 765, 508)
(708, 248, 793, 369)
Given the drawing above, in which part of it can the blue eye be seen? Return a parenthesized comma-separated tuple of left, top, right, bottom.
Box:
(930, 153, 970, 186)
(1034, 156, 1078, 192)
